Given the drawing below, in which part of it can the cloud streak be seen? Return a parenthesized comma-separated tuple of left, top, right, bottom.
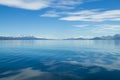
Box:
(0, 0, 96, 10)
(92, 24, 120, 33)
(74, 24, 89, 28)
(50, 0, 83, 9)
(0, 0, 52, 10)
(60, 10, 120, 22)
(41, 11, 60, 17)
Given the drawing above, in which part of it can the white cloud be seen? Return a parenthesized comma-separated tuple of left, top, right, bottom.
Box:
(40, 10, 71, 17)
(96, 24, 120, 30)
(51, 0, 99, 10)
(74, 24, 89, 28)
(51, 0, 83, 9)
(0, 0, 98, 10)
(40, 0, 99, 17)
(0, 0, 52, 10)
(41, 11, 59, 17)
(73, 24, 120, 34)
(92, 24, 120, 33)
(60, 10, 120, 22)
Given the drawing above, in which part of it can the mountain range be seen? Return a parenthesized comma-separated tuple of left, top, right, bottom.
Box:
(64, 34, 120, 40)
(0, 34, 120, 40)
(0, 36, 50, 40)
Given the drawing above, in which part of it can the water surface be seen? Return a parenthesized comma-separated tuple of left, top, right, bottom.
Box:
(0, 40, 120, 80)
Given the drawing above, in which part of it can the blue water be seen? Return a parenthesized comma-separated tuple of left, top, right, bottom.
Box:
(0, 40, 120, 80)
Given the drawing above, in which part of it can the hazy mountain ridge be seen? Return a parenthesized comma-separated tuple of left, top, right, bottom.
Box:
(0, 36, 50, 40)
(65, 34, 120, 40)
(91, 34, 120, 40)
(0, 34, 120, 40)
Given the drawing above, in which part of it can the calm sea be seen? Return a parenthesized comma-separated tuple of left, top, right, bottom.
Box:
(0, 40, 120, 80)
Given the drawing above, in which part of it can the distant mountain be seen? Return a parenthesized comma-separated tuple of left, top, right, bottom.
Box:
(65, 34, 120, 40)
(91, 34, 120, 40)
(0, 34, 120, 40)
(64, 38, 87, 40)
(113, 34, 120, 40)
(0, 36, 50, 40)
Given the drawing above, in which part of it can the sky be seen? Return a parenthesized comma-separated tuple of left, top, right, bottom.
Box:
(0, 0, 120, 39)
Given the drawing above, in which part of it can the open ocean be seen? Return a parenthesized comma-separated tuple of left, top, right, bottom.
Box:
(0, 40, 120, 80)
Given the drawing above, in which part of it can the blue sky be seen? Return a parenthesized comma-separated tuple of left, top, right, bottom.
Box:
(0, 0, 120, 39)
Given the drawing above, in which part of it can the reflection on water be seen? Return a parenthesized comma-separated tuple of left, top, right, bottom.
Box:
(0, 40, 120, 80)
